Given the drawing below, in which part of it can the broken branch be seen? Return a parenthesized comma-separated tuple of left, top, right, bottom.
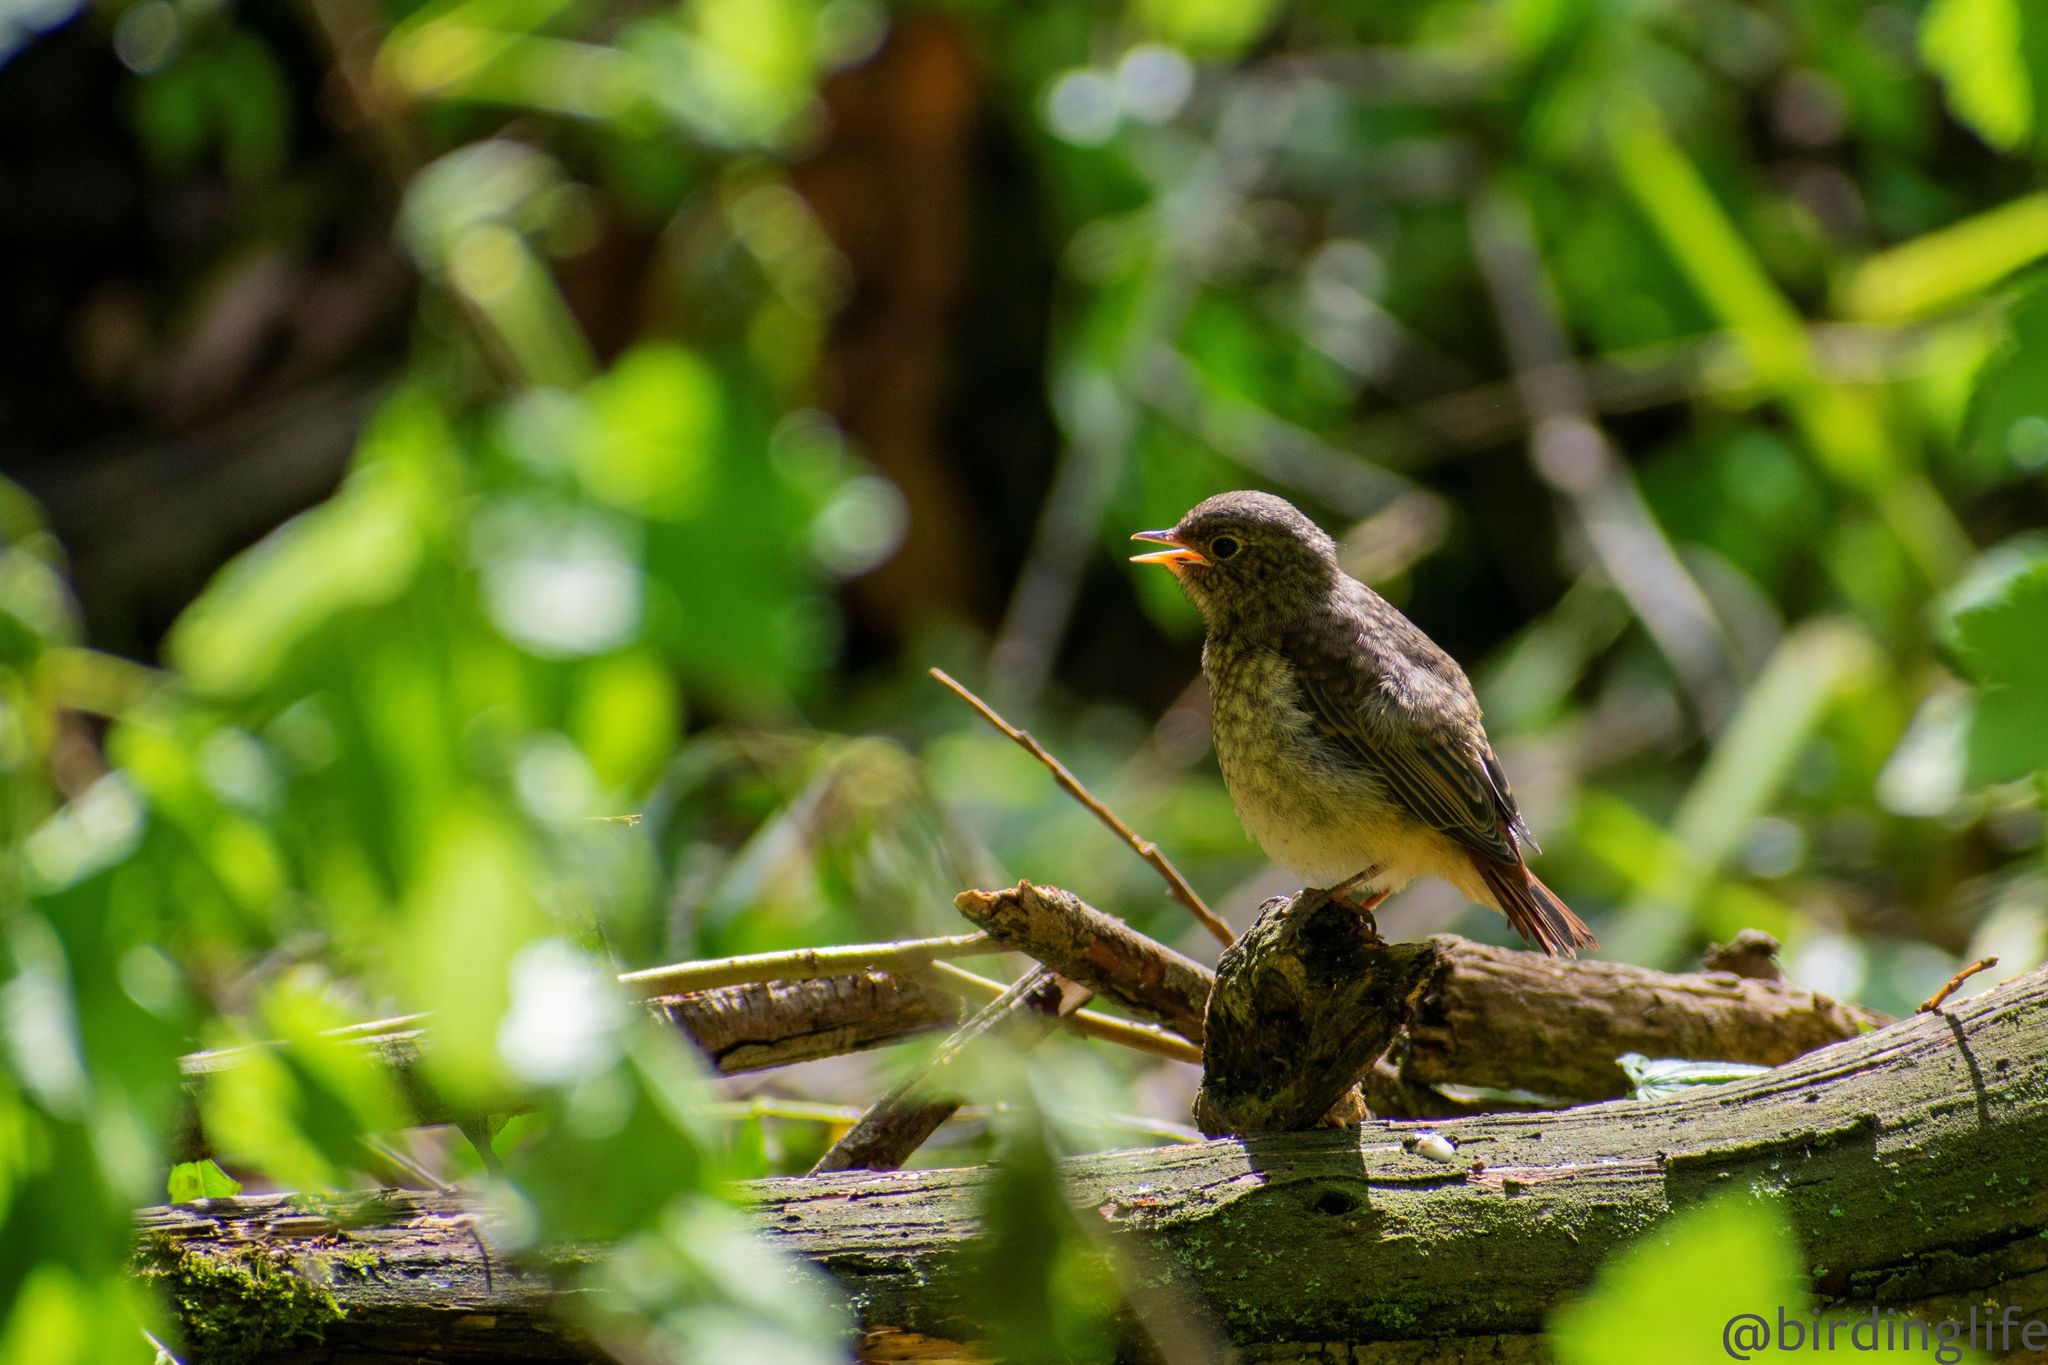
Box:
(954, 881, 1214, 1041)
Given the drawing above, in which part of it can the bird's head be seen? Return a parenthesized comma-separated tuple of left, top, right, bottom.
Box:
(1130, 490, 1339, 629)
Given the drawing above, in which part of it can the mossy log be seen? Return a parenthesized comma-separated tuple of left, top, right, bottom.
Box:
(135, 965, 2048, 1362)
(134, 1192, 585, 1362)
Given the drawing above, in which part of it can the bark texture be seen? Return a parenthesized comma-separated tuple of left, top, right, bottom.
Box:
(173, 917, 1884, 1154)
(1194, 892, 1440, 1134)
(140, 963, 2047, 1361)
(652, 971, 962, 1074)
(1398, 934, 1888, 1104)
(135, 1190, 585, 1362)
(954, 881, 1214, 1040)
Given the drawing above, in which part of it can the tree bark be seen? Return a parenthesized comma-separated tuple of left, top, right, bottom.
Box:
(1194, 891, 1436, 1134)
(136, 964, 2048, 1362)
(1397, 932, 1888, 1104)
(134, 1190, 585, 1362)
(172, 910, 1883, 1159)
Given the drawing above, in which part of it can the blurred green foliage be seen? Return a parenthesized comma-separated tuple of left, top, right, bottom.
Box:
(1552, 1192, 1986, 1364)
(1, 0, 2047, 1357)
(1551, 1194, 1813, 1365)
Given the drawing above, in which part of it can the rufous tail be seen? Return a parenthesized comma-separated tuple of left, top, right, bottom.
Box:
(1472, 855, 1598, 958)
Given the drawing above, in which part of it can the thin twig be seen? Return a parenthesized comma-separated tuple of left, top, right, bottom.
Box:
(1918, 957, 1998, 1014)
(930, 668, 1232, 945)
(358, 1136, 453, 1192)
(923, 961, 1203, 1065)
(141, 1327, 185, 1365)
(615, 932, 994, 998)
(176, 973, 967, 1159)
(705, 1097, 1199, 1144)
(705, 1098, 967, 1126)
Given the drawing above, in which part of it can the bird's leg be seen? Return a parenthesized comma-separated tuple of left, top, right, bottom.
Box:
(1301, 865, 1388, 943)
(1326, 864, 1383, 906)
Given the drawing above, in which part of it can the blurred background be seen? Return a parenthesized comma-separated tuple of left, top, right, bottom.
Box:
(2, 0, 2046, 1358)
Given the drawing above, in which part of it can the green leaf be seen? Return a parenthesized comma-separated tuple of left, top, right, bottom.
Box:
(1130, 0, 1279, 56)
(1964, 281, 2048, 481)
(574, 345, 722, 517)
(1921, 0, 2033, 152)
(1617, 1053, 1770, 1102)
(1941, 539, 2048, 784)
(166, 1159, 243, 1203)
(1841, 195, 2048, 324)
(1550, 1195, 1808, 1365)
(165, 395, 452, 696)
(959, 1108, 1123, 1365)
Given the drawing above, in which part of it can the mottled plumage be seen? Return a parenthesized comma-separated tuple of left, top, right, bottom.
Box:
(1132, 490, 1597, 957)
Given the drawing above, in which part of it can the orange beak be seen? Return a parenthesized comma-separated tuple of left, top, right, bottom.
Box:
(1130, 529, 1206, 568)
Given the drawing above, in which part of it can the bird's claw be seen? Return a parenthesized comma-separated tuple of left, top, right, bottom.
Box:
(1300, 867, 1389, 937)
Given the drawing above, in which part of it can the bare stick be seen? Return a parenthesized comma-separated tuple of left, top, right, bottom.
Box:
(707, 1098, 1199, 1145)
(953, 881, 1214, 1041)
(923, 961, 1202, 1064)
(358, 1136, 453, 1192)
(929, 667, 1231, 945)
(1395, 934, 1890, 1108)
(616, 932, 993, 998)
(1918, 956, 1998, 1014)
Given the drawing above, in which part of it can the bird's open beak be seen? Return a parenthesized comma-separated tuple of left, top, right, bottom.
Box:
(1129, 529, 1206, 568)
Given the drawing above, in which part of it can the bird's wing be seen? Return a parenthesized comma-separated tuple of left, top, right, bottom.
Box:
(1293, 630, 1528, 866)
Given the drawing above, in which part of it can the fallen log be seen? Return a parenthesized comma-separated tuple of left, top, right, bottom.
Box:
(1397, 932, 1889, 1104)
(135, 964, 2048, 1362)
(946, 883, 1885, 1115)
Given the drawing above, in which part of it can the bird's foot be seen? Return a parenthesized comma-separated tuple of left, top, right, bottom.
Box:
(1303, 866, 1388, 937)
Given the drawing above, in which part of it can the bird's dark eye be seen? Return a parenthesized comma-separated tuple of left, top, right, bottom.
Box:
(1211, 535, 1241, 561)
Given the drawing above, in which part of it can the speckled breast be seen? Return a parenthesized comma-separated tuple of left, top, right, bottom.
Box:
(1203, 638, 1392, 886)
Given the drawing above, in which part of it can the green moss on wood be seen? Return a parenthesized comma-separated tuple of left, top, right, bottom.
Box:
(136, 1236, 344, 1365)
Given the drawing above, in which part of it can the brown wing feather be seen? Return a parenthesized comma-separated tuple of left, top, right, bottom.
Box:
(1294, 668, 1522, 866)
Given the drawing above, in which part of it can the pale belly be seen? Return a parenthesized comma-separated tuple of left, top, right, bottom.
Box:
(1206, 644, 1488, 901)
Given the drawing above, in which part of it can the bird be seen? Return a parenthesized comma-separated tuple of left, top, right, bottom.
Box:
(1131, 490, 1597, 957)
